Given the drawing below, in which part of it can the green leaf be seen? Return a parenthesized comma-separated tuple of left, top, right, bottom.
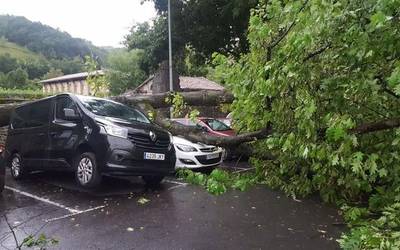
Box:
(370, 11, 387, 29)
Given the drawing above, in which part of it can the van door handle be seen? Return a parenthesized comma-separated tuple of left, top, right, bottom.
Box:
(52, 120, 77, 128)
(50, 132, 58, 137)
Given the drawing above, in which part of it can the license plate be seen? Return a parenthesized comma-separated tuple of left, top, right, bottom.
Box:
(206, 153, 220, 160)
(144, 152, 165, 161)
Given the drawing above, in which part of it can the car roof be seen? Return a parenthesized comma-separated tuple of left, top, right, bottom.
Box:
(14, 93, 82, 110)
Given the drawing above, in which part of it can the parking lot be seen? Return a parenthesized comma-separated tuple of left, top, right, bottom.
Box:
(1, 162, 345, 250)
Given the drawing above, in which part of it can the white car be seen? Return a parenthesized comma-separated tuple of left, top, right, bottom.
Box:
(173, 136, 224, 169)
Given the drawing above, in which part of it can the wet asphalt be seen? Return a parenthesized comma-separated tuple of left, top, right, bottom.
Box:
(0, 163, 345, 250)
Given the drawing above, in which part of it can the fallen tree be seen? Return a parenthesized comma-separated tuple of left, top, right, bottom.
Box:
(113, 90, 234, 109)
(1, 93, 400, 148)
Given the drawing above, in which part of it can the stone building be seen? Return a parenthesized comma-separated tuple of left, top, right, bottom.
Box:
(41, 70, 104, 95)
(122, 62, 227, 118)
(124, 62, 225, 96)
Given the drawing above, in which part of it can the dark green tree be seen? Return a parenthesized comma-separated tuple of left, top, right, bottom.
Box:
(126, 0, 258, 73)
(0, 53, 19, 74)
(105, 49, 147, 95)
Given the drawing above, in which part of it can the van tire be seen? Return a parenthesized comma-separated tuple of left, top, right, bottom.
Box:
(74, 152, 102, 188)
(142, 176, 164, 187)
(10, 153, 26, 180)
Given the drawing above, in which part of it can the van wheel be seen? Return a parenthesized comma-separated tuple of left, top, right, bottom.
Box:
(10, 154, 26, 180)
(142, 176, 164, 187)
(74, 152, 102, 188)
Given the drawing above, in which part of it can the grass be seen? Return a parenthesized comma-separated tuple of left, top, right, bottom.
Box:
(0, 38, 46, 62)
(0, 88, 47, 100)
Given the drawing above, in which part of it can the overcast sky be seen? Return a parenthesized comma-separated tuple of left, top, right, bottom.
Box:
(0, 0, 156, 47)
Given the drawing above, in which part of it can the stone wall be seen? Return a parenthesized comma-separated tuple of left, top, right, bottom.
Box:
(0, 126, 8, 145)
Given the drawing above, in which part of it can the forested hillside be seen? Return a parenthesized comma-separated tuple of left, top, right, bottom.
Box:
(0, 15, 106, 60)
(0, 15, 108, 90)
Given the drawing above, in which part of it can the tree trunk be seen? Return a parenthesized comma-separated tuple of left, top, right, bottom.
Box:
(113, 90, 234, 108)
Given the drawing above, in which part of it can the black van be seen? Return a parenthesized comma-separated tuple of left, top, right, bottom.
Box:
(4, 94, 176, 188)
(0, 145, 4, 193)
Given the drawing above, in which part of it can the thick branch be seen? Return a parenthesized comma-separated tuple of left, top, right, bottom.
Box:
(161, 118, 272, 147)
(135, 103, 272, 147)
(113, 90, 234, 109)
(303, 43, 331, 62)
(351, 117, 400, 134)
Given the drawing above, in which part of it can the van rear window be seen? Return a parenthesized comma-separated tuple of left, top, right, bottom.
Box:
(11, 100, 51, 129)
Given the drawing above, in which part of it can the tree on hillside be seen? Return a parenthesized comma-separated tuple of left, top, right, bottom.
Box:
(105, 49, 147, 95)
(0, 67, 29, 89)
(0, 15, 106, 60)
(0, 53, 18, 74)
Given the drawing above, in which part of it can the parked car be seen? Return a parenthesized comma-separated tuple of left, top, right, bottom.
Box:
(0, 144, 5, 193)
(173, 118, 235, 137)
(4, 94, 176, 188)
(173, 136, 224, 170)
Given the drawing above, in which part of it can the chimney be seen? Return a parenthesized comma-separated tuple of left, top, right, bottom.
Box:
(152, 60, 180, 93)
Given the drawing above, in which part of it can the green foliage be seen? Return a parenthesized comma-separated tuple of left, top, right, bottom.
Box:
(23, 233, 59, 249)
(167, 93, 187, 118)
(49, 57, 85, 75)
(125, 18, 173, 74)
(166, 92, 200, 119)
(211, 0, 400, 247)
(105, 49, 147, 95)
(0, 88, 47, 99)
(0, 38, 86, 77)
(127, 0, 258, 74)
(0, 38, 46, 62)
(84, 56, 109, 97)
(339, 203, 400, 249)
(177, 169, 258, 195)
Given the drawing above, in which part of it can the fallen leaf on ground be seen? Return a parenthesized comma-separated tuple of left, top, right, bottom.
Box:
(137, 197, 150, 205)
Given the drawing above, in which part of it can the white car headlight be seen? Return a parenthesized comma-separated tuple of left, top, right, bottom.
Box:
(175, 143, 198, 152)
(99, 123, 128, 139)
(168, 132, 173, 150)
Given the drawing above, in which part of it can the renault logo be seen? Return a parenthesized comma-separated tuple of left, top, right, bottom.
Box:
(149, 131, 157, 142)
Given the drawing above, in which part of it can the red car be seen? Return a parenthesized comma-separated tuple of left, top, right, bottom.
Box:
(173, 118, 235, 137)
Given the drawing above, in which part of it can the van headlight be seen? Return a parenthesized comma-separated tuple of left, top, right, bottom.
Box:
(99, 123, 128, 139)
(175, 144, 198, 152)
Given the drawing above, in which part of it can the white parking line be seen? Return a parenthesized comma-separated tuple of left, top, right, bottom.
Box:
(45, 205, 106, 223)
(163, 179, 187, 186)
(5, 186, 107, 222)
(5, 186, 80, 213)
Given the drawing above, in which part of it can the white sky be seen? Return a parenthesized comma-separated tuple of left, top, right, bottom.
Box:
(0, 0, 156, 47)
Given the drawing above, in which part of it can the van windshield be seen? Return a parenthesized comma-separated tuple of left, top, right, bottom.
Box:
(77, 96, 150, 124)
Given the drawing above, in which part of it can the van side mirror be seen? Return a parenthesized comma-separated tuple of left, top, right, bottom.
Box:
(64, 108, 80, 121)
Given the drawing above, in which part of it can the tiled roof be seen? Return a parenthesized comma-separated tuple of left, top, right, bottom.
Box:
(179, 76, 224, 91)
(40, 70, 104, 84)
